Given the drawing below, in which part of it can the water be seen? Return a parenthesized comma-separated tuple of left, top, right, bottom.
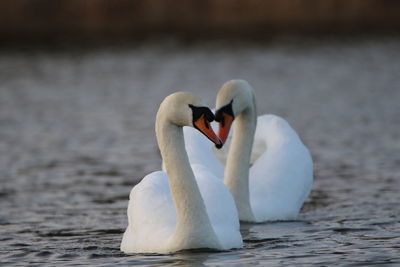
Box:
(1, 37, 400, 266)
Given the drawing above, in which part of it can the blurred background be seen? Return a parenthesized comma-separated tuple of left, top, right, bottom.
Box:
(1, 0, 400, 43)
(0, 0, 400, 42)
(1, 1, 400, 266)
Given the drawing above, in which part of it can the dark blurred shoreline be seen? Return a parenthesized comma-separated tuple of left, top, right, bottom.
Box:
(1, 33, 399, 52)
(1, 0, 400, 44)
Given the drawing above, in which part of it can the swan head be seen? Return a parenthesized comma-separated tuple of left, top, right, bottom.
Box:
(214, 80, 254, 144)
(159, 92, 223, 147)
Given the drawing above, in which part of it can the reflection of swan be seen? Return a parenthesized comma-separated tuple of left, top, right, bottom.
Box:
(185, 80, 313, 222)
(121, 92, 242, 254)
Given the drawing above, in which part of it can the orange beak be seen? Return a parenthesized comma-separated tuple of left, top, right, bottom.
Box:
(194, 115, 223, 148)
(217, 113, 234, 145)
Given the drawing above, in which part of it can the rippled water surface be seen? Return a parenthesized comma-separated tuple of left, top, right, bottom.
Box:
(1, 37, 400, 266)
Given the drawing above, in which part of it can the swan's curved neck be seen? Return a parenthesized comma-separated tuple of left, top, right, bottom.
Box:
(155, 113, 219, 249)
(224, 95, 257, 222)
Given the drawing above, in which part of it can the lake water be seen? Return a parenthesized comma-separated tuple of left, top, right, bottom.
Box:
(1, 37, 400, 266)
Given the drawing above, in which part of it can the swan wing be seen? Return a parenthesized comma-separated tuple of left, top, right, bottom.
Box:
(249, 115, 313, 221)
(191, 164, 243, 249)
(121, 171, 176, 253)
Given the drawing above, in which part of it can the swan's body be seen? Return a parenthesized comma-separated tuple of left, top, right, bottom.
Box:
(184, 80, 313, 222)
(121, 92, 242, 254)
(248, 114, 313, 221)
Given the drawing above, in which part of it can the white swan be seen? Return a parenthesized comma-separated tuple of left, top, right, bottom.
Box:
(185, 80, 313, 222)
(120, 92, 242, 254)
